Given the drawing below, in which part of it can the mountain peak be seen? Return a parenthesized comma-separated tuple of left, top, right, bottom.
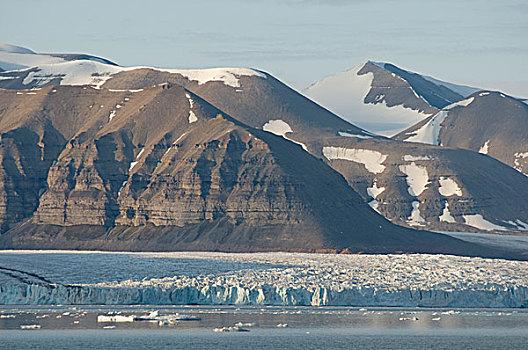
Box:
(0, 43, 35, 54)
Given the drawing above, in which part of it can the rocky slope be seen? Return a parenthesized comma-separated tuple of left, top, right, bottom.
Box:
(394, 91, 528, 176)
(318, 136, 528, 233)
(0, 83, 494, 255)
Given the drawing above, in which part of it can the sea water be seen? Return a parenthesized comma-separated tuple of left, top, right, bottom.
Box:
(0, 306, 527, 349)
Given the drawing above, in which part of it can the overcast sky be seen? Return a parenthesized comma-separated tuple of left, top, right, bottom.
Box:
(2, 0, 527, 96)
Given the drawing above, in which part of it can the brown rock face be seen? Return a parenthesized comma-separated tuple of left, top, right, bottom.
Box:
(0, 83, 466, 255)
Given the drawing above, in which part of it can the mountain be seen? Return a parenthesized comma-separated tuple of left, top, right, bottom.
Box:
(97, 63, 528, 234)
(303, 61, 481, 136)
(0, 80, 499, 256)
(394, 91, 528, 176)
(0, 45, 527, 257)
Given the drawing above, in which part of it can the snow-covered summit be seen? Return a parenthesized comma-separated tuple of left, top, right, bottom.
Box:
(304, 62, 434, 136)
(303, 61, 483, 136)
(372, 61, 481, 98)
(0, 43, 35, 54)
(0, 43, 266, 89)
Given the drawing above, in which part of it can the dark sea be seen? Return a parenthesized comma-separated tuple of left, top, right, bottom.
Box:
(0, 306, 527, 349)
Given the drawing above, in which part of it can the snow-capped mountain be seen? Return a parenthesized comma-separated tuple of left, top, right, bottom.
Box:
(395, 91, 528, 176)
(0, 44, 116, 73)
(303, 61, 481, 136)
(0, 43, 527, 256)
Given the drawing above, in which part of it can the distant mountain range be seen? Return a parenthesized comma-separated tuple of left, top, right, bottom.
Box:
(0, 44, 525, 258)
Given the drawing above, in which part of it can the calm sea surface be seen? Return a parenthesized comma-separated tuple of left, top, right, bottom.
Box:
(0, 306, 527, 349)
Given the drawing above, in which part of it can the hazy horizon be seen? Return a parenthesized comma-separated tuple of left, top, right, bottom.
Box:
(1, 0, 527, 96)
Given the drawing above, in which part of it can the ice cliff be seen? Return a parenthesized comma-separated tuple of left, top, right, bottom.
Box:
(0, 251, 527, 308)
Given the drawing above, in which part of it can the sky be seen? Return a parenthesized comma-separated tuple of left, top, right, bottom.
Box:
(1, 0, 527, 96)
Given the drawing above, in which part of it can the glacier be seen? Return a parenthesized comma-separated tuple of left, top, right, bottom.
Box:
(0, 251, 527, 308)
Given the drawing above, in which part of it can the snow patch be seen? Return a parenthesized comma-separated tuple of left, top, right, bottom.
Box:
(367, 181, 385, 214)
(403, 155, 431, 161)
(368, 200, 381, 213)
(504, 219, 528, 232)
(407, 201, 425, 226)
(479, 92, 490, 97)
(367, 181, 385, 199)
(439, 202, 456, 223)
(161, 68, 266, 88)
(445, 97, 474, 110)
(438, 177, 462, 197)
(108, 110, 116, 122)
(118, 181, 127, 196)
(403, 110, 449, 145)
(479, 140, 490, 154)
(185, 93, 198, 123)
(338, 131, 372, 139)
(514, 152, 528, 174)
(263, 120, 307, 151)
(399, 162, 430, 196)
(463, 214, 508, 231)
(173, 133, 186, 145)
(263, 120, 292, 137)
(129, 161, 138, 171)
(323, 147, 387, 174)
